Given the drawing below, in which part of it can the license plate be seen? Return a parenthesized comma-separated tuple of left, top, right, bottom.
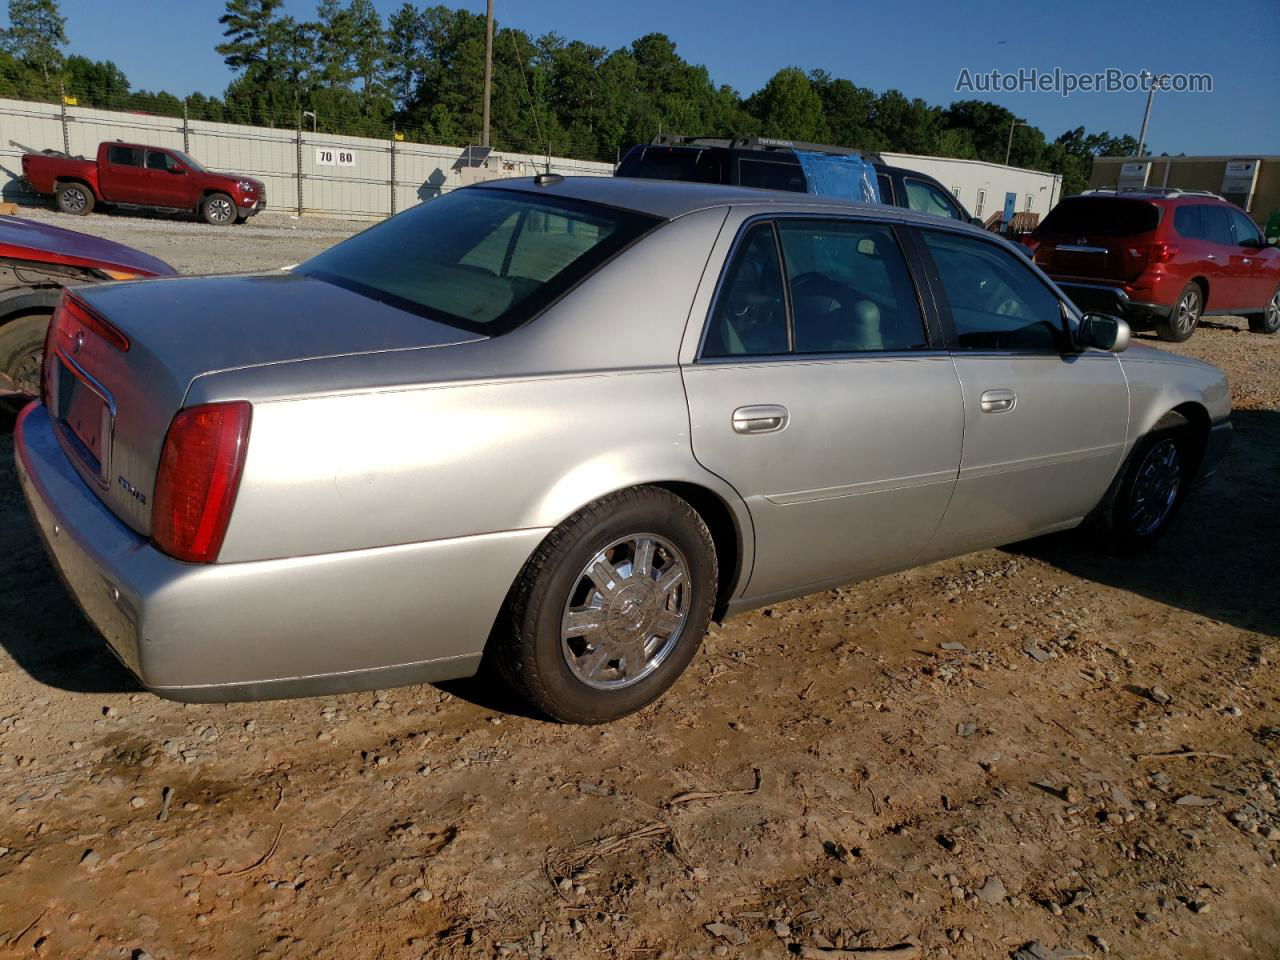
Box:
(56, 357, 109, 474)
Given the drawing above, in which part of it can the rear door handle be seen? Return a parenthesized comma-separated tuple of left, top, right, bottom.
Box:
(980, 389, 1016, 414)
(1206, 254, 1217, 261)
(732, 404, 789, 434)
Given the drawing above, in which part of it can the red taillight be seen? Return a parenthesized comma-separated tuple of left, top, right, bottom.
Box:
(43, 291, 130, 404)
(151, 402, 252, 564)
(1135, 241, 1178, 264)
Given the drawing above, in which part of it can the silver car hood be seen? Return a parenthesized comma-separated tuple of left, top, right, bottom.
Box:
(76, 272, 486, 387)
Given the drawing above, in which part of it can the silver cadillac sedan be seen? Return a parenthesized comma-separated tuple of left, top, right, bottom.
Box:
(16, 176, 1231, 723)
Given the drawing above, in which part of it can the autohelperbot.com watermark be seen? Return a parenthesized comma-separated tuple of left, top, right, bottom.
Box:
(956, 68, 1212, 98)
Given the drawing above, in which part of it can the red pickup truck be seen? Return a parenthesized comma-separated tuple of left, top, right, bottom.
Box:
(22, 142, 266, 226)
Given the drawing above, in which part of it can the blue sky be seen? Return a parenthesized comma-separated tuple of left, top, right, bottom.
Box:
(43, 0, 1280, 155)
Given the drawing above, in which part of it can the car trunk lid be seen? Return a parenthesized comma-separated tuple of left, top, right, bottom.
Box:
(47, 272, 485, 536)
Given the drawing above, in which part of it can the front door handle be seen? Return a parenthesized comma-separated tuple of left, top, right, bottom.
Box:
(732, 404, 789, 434)
(980, 389, 1016, 414)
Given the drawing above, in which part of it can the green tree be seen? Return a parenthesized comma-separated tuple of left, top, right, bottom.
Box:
(1, 0, 65, 83)
(63, 53, 128, 107)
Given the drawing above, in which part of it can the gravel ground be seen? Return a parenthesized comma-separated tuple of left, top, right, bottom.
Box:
(0, 209, 1277, 960)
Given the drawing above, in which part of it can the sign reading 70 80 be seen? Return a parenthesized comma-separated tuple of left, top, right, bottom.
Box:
(315, 148, 355, 166)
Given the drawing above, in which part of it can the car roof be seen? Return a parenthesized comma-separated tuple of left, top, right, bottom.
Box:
(475, 176, 987, 234)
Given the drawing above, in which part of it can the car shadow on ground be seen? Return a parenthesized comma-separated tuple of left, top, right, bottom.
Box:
(1008, 407, 1280, 638)
(0, 404, 143, 694)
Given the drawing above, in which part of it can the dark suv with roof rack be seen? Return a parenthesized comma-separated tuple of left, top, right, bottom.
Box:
(616, 136, 981, 225)
(1026, 187, 1280, 341)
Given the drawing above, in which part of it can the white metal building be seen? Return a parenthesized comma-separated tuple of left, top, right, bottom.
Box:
(880, 152, 1063, 222)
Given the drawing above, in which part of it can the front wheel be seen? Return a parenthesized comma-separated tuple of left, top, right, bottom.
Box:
(1250, 286, 1280, 334)
(1155, 283, 1203, 342)
(494, 486, 718, 723)
(1094, 430, 1190, 552)
(199, 192, 236, 226)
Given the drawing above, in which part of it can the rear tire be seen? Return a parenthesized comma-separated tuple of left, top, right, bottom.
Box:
(1249, 286, 1280, 334)
(494, 486, 718, 724)
(1094, 428, 1191, 552)
(200, 192, 236, 226)
(0, 312, 51, 406)
(1155, 283, 1202, 342)
(54, 182, 94, 216)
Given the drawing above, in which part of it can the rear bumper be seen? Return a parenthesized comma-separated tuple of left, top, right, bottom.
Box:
(1053, 279, 1171, 320)
(15, 403, 544, 702)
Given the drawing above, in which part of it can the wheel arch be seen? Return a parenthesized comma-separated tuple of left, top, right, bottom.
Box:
(54, 176, 99, 201)
(1188, 275, 1209, 307)
(1153, 401, 1211, 478)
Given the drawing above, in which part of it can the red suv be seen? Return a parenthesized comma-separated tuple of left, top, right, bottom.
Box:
(1027, 188, 1280, 341)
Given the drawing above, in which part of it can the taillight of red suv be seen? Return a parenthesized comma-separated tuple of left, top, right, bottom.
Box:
(151, 402, 252, 564)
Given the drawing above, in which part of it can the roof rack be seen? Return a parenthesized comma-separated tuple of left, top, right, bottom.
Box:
(647, 134, 882, 165)
(1082, 186, 1225, 200)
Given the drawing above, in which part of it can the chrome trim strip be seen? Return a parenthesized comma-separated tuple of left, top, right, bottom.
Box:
(958, 442, 1122, 481)
(765, 470, 957, 505)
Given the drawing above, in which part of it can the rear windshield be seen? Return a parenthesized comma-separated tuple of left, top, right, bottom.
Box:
(1037, 196, 1161, 237)
(616, 147, 725, 184)
(297, 188, 661, 335)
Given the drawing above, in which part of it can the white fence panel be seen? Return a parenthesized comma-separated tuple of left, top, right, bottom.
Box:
(0, 96, 614, 219)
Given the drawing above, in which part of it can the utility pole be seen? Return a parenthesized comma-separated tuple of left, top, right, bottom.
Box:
(1004, 120, 1025, 167)
(1135, 71, 1167, 159)
(481, 0, 494, 148)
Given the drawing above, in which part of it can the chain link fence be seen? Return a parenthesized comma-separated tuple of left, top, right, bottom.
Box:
(0, 95, 615, 220)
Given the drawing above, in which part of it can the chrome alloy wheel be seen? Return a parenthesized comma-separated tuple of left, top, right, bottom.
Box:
(1128, 438, 1182, 536)
(207, 196, 234, 223)
(1173, 288, 1201, 337)
(61, 186, 87, 212)
(560, 533, 690, 690)
(1267, 290, 1280, 330)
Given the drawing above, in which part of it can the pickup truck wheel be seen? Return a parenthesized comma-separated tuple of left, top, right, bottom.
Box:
(495, 486, 718, 724)
(1154, 284, 1202, 342)
(1094, 429, 1189, 553)
(0, 312, 51, 399)
(1249, 286, 1280, 334)
(54, 182, 94, 216)
(200, 193, 236, 226)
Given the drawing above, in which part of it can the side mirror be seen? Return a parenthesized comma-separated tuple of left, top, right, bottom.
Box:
(1240, 237, 1263, 248)
(1077, 313, 1130, 352)
(171, 167, 187, 175)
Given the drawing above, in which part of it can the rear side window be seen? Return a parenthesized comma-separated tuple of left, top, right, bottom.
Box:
(1173, 204, 1202, 239)
(107, 146, 141, 166)
(921, 230, 1064, 352)
(777, 220, 927, 353)
(617, 147, 726, 184)
(703, 223, 789, 357)
(737, 158, 807, 193)
(298, 189, 659, 335)
(904, 178, 963, 221)
(876, 173, 894, 204)
(1037, 197, 1160, 236)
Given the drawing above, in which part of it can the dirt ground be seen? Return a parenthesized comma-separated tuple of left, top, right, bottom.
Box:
(0, 205, 1277, 960)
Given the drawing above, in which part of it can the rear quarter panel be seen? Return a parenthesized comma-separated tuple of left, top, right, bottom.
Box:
(207, 207, 754, 586)
(24, 155, 99, 197)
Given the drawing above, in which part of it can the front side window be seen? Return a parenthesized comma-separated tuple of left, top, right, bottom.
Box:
(146, 150, 181, 172)
(904, 178, 963, 220)
(921, 230, 1065, 352)
(777, 220, 927, 353)
(298, 188, 659, 335)
(107, 145, 141, 166)
(702, 223, 789, 357)
(1227, 209, 1263, 246)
